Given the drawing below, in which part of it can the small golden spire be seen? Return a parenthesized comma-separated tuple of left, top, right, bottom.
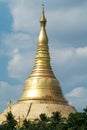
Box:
(38, 6, 48, 44)
(40, 4, 47, 24)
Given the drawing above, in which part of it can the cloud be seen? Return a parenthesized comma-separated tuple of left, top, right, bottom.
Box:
(2, 32, 36, 51)
(51, 46, 87, 70)
(4, 0, 87, 41)
(51, 46, 87, 64)
(65, 87, 87, 111)
(46, 0, 87, 9)
(1, 0, 87, 48)
(7, 0, 41, 33)
(47, 3, 87, 49)
(66, 87, 86, 97)
(76, 47, 87, 57)
(7, 48, 34, 81)
(0, 81, 23, 113)
(1, 32, 36, 81)
(50, 46, 87, 88)
(48, 5, 87, 32)
(0, 81, 22, 101)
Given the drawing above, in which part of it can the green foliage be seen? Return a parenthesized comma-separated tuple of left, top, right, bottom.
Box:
(0, 107, 87, 130)
(83, 106, 87, 114)
(0, 111, 17, 130)
(48, 112, 68, 130)
(67, 110, 87, 130)
(6, 111, 17, 128)
(22, 119, 31, 129)
(39, 113, 48, 122)
(33, 113, 49, 130)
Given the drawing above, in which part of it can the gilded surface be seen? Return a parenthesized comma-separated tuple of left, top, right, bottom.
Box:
(19, 8, 67, 105)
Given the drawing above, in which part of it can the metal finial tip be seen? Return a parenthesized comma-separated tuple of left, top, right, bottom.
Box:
(42, 2, 45, 12)
(42, 3, 44, 8)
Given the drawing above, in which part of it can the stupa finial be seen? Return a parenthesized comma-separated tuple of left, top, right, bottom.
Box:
(42, 2, 44, 11)
(40, 3, 46, 23)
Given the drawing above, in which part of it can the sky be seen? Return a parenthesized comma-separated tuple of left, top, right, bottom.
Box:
(0, 0, 87, 113)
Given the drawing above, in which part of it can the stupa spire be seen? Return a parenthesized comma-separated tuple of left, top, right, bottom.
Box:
(19, 7, 68, 104)
(30, 6, 54, 78)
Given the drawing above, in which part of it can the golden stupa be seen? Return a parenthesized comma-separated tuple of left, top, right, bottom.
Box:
(0, 7, 76, 123)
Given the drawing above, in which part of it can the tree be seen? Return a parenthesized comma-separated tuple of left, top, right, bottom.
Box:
(5, 111, 17, 130)
(0, 111, 17, 130)
(67, 111, 87, 130)
(83, 106, 87, 114)
(48, 112, 64, 130)
(33, 113, 49, 130)
(22, 119, 32, 130)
